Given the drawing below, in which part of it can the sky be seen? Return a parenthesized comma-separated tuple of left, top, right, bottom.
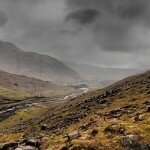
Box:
(0, 0, 150, 69)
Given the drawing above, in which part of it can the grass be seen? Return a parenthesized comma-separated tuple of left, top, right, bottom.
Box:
(0, 87, 30, 100)
(42, 87, 75, 98)
(0, 105, 46, 131)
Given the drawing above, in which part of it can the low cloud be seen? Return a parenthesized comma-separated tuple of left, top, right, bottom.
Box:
(65, 9, 99, 25)
(0, 11, 8, 27)
(65, 0, 150, 51)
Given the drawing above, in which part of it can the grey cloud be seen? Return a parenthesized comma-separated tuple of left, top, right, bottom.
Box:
(65, 0, 150, 51)
(0, 11, 8, 27)
(65, 9, 99, 25)
(0, 0, 149, 69)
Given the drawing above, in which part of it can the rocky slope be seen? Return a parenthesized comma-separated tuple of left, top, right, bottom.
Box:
(0, 71, 150, 150)
(0, 41, 80, 82)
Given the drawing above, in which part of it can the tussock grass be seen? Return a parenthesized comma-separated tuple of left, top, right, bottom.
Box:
(0, 87, 30, 100)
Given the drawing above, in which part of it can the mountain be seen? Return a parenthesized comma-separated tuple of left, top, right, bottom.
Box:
(0, 71, 149, 149)
(0, 41, 80, 82)
(63, 61, 144, 81)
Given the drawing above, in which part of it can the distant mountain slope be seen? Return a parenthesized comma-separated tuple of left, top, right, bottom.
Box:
(0, 70, 59, 94)
(0, 41, 80, 82)
(63, 61, 144, 81)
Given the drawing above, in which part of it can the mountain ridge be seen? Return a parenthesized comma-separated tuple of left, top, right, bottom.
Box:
(0, 41, 81, 82)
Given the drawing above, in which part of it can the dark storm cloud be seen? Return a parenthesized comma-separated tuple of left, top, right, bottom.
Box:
(0, 11, 8, 27)
(65, 9, 99, 25)
(66, 0, 150, 21)
(65, 0, 150, 51)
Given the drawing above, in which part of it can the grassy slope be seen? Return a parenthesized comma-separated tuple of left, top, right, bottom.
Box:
(0, 71, 150, 149)
(0, 87, 30, 100)
(0, 70, 76, 101)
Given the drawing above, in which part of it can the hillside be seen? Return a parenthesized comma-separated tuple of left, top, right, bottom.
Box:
(0, 71, 150, 150)
(0, 70, 58, 94)
(0, 41, 80, 82)
(63, 61, 143, 81)
(0, 70, 76, 102)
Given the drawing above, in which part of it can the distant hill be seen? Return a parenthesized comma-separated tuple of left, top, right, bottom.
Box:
(0, 70, 76, 101)
(0, 70, 59, 95)
(63, 61, 144, 81)
(0, 41, 80, 82)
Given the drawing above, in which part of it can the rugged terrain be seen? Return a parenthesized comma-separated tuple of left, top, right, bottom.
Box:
(0, 41, 80, 82)
(0, 71, 150, 150)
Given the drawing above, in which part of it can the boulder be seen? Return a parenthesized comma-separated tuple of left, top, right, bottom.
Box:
(15, 146, 35, 150)
(121, 135, 150, 150)
(146, 106, 150, 112)
(25, 139, 39, 147)
(111, 107, 121, 113)
(134, 114, 145, 121)
(0, 142, 18, 150)
(91, 129, 98, 137)
(41, 124, 47, 130)
(80, 134, 91, 140)
(67, 131, 79, 140)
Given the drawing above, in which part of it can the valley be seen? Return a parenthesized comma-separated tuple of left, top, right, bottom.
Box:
(0, 71, 149, 150)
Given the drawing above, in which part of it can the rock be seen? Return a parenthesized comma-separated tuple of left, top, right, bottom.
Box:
(66, 131, 79, 140)
(140, 144, 150, 150)
(104, 124, 117, 134)
(138, 114, 145, 121)
(113, 113, 121, 118)
(118, 125, 126, 135)
(121, 135, 150, 150)
(134, 114, 145, 121)
(83, 112, 88, 117)
(15, 146, 35, 150)
(144, 100, 150, 105)
(40, 137, 49, 142)
(41, 124, 47, 130)
(97, 99, 108, 104)
(146, 105, 150, 112)
(25, 139, 39, 147)
(80, 124, 89, 131)
(111, 107, 121, 114)
(80, 119, 95, 131)
(0, 142, 18, 150)
(91, 129, 98, 137)
(122, 104, 133, 109)
(121, 135, 139, 148)
(80, 134, 91, 140)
